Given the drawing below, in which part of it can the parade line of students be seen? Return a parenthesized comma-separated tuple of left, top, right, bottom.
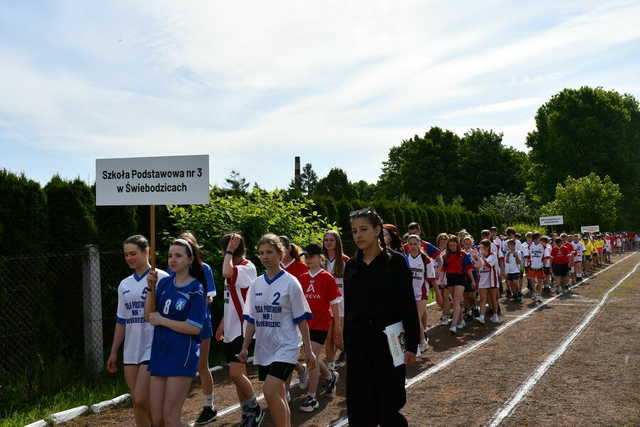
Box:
(107, 212, 638, 426)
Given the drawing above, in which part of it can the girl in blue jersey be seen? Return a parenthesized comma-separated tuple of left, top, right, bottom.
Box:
(107, 234, 169, 427)
(145, 238, 206, 427)
(177, 233, 218, 426)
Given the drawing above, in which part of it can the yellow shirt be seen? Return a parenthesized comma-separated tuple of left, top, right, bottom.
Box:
(583, 240, 593, 256)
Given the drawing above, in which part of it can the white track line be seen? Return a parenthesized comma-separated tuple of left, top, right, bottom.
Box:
(486, 261, 640, 427)
(329, 252, 638, 427)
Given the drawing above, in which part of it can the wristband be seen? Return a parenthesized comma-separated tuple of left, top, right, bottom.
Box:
(225, 250, 234, 256)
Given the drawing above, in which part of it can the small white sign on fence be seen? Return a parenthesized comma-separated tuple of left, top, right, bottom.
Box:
(96, 155, 210, 206)
(581, 225, 600, 233)
(539, 215, 564, 226)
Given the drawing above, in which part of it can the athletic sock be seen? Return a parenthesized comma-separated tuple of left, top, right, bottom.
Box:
(203, 394, 214, 408)
(327, 362, 335, 370)
(241, 396, 258, 413)
(308, 392, 316, 398)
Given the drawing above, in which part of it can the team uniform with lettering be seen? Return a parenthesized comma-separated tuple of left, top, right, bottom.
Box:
(504, 250, 522, 280)
(149, 276, 206, 377)
(477, 253, 499, 289)
(116, 269, 169, 365)
(299, 269, 342, 344)
(243, 270, 312, 381)
(406, 253, 429, 300)
(526, 243, 545, 279)
(222, 260, 257, 363)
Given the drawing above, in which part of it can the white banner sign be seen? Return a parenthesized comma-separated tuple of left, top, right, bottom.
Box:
(96, 155, 210, 206)
(539, 215, 564, 226)
(581, 225, 600, 233)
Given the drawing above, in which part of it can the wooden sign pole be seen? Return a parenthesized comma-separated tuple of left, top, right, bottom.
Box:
(148, 204, 157, 313)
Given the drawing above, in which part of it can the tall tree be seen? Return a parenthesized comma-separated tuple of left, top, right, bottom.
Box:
(527, 86, 640, 227)
(314, 168, 356, 199)
(225, 170, 250, 193)
(300, 163, 318, 195)
(540, 173, 622, 231)
(377, 127, 461, 204)
(352, 180, 377, 201)
(457, 129, 527, 209)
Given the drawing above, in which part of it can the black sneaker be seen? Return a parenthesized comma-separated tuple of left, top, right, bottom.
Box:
(194, 406, 217, 425)
(472, 307, 480, 318)
(322, 370, 339, 396)
(299, 395, 320, 413)
(240, 406, 265, 427)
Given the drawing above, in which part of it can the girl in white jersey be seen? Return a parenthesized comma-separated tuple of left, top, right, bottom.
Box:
(405, 235, 431, 353)
(215, 233, 264, 427)
(472, 239, 500, 324)
(239, 234, 316, 427)
(322, 230, 349, 371)
(107, 235, 169, 427)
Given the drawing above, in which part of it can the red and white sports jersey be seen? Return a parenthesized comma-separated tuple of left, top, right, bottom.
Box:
(478, 253, 499, 289)
(299, 269, 341, 332)
(281, 259, 309, 281)
(406, 253, 428, 301)
(222, 260, 257, 343)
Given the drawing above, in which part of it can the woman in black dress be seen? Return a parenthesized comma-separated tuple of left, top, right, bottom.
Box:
(343, 208, 420, 426)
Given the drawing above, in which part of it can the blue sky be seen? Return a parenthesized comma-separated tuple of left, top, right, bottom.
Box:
(1, 0, 639, 189)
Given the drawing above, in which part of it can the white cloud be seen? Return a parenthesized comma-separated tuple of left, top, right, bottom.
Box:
(1, 0, 640, 187)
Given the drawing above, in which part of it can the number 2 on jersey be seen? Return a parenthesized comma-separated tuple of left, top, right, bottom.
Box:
(272, 292, 281, 305)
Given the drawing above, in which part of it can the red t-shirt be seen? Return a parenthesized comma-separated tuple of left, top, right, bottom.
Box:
(299, 269, 341, 331)
(551, 245, 571, 264)
(282, 259, 308, 280)
(441, 251, 474, 274)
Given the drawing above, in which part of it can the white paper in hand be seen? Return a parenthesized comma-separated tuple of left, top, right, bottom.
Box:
(384, 321, 407, 367)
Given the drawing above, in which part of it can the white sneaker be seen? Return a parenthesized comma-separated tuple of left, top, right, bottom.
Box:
(440, 316, 450, 326)
(449, 325, 457, 335)
(490, 314, 500, 323)
(475, 315, 485, 325)
(286, 391, 291, 402)
(457, 319, 465, 329)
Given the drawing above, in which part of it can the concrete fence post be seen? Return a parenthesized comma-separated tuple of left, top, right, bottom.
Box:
(82, 244, 103, 373)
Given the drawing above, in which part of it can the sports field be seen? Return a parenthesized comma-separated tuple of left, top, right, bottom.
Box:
(64, 250, 640, 426)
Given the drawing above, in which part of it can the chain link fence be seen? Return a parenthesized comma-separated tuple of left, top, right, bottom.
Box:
(0, 247, 129, 398)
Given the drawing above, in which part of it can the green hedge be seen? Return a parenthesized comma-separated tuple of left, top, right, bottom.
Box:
(312, 196, 505, 241)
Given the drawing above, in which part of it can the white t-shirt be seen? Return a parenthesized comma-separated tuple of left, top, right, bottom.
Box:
(504, 250, 522, 274)
(528, 242, 545, 269)
(223, 260, 257, 343)
(478, 253, 499, 289)
(572, 241, 585, 260)
(543, 244, 552, 267)
(407, 253, 426, 301)
(116, 268, 169, 364)
(493, 238, 505, 259)
(325, 256, 346, 316)
(243, 270, 312, 366)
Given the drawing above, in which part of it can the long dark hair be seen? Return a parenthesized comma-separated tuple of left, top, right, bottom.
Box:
(322, 230, 345, 278)
(173, 235, 206, 291)
(383, 224, 402, 251)
(350, 207, 386, 250)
